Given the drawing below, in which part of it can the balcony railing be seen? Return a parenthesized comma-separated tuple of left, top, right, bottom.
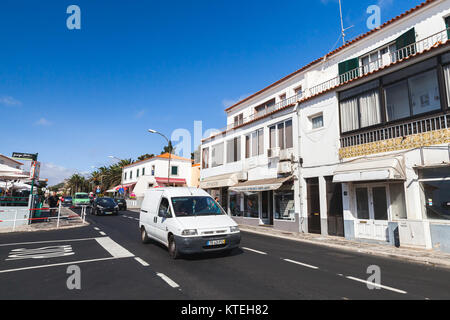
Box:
(205, 28, 449, 142)
(340, 113, 449, 148)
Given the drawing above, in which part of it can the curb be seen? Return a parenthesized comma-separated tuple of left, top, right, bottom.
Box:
(239, 226, 450, 270)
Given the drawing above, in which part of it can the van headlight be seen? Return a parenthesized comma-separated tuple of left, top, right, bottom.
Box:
(230, 226, 240, 233)
(181, 229, 198, 236)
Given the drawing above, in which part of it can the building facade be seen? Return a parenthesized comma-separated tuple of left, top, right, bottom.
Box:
(200, 0, 450, 252)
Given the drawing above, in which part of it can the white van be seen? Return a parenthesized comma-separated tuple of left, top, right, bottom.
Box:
(139, 187, 241, 259)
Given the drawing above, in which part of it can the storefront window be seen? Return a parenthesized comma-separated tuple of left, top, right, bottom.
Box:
(229, 191, 243, 216)
(389, 184, 407, 220)
(244, 193, 259, 218)
(419, 167, 450, 221)
(274, 191, 295, 221)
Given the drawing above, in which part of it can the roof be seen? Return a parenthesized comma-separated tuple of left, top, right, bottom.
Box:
(144, 187, 209, 198)
(123, 153, 192, 168)
(224, 0, 438, 113)
(0, 154, 23, 166)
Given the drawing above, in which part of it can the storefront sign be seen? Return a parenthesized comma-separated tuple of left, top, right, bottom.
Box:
(12, 152, 38, 161)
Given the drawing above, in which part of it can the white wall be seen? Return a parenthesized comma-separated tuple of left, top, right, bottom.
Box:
(123, 158, 192, 185)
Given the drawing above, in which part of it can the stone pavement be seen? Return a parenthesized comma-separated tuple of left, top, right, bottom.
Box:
(239, 224, 450, 269)
(0, 206, 89, 233)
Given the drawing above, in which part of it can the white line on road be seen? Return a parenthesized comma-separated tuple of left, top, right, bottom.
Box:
(0, 257, 118, 274)
(242, 247, 267, 255)
(283, 258, 319, 270)
(156, 273, 180, 288)
(94, 227, 100, 231)
(134, 257, 149, 266)
(345, 276, 407, 294)
(95, 237, 134, 258)
(0, 238, 98, 247)
(99, 231, 106, 236)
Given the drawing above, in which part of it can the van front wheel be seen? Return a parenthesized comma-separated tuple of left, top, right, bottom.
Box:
(141, 227, 150, 244)
(168, 235, 179, 259)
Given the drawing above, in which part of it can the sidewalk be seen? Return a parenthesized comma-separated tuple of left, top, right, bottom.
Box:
(0, 206, 89, 233)
(239, 224, 450, 269)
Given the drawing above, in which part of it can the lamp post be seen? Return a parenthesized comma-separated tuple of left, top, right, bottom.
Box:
(148, 129, 171, 186)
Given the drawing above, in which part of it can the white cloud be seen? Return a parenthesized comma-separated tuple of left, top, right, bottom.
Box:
(38, 162, 78, 186)
(35, 118, 52, 126)
(0, 96, 22, 107)
(135, 109, 146, 119)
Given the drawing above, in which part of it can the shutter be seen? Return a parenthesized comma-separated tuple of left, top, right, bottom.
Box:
(446, 16, 450, 39)
(395, 28, 416, 59)
(339, 58, 359, 83)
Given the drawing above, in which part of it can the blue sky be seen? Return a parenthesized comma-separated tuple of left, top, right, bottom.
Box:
(0, 0, 424, 185)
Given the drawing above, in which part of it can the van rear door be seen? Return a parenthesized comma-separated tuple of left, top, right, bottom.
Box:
(140, 190, 163, 239)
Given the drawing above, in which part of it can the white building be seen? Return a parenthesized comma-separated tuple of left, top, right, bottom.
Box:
(201, 0, 450, 252)
(121, 153, 193, 199)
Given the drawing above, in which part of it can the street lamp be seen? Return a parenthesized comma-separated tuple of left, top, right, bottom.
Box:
(148, 129, 171, 186)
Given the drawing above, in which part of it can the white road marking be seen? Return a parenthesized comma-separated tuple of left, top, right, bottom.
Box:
(346, 276, 407, 294)
(283, 258, 319, 270)
(95, 237, 134, 258)
(156, 273, 180, 288)
(0, 257, 118, 274)
(94, 227, 100, 231)
(0, 238, 98, 247)
(134, 257, 149, 266)
(99, 231, 106, 236)
(6, 245, 75, 261)
(242, 247, 267, 255)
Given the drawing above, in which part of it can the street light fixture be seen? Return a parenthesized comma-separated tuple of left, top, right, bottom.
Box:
(148, 129, 171, 185)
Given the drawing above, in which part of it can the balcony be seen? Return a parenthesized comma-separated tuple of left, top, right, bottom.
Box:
(204, 28, 449, 143)
(339, 113, 450, 159)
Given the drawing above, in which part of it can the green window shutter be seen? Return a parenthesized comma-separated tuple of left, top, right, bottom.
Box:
(446, 16, 450, 39)
(395, 28, 416, 59)
(339, 57, 359, 83)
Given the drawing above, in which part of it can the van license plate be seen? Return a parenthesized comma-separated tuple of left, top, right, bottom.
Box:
(206, 239, 226, 246)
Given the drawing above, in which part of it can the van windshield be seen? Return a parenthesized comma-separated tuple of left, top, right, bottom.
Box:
(171, 197, 225, 217)
(75, 194, 89, 199)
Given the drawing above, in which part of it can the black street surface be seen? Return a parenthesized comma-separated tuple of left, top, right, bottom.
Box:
(1, 206, 450, 300)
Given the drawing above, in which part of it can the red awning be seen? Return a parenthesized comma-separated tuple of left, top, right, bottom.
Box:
(114, 183, 136, 191)
(155, 177, 186, 185)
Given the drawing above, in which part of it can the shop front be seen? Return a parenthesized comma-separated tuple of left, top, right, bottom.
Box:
(228, 176, 297, 231)
(334, 156, 407, 242)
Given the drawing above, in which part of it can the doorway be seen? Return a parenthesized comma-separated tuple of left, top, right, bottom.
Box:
(261, 191, 273, 225)
(354, 184, 390, 241)
(306, 178, 321, 234)
(326, 177, 344, 237)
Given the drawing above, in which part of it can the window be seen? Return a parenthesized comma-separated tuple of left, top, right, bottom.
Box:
(142, 168, 145, 176)
(311, 114, 324, 129)
(385, 69, 441, 121)
(419, 167, 450, 221)
(339, 80, 382, 132)
(294, 86, 303, 99)
(389, 184, 407, 220)
(269, 119, 293, 150)
(158, 198, 172, 218)
(446, 16, 450, 39)
(151, 165, 155, 176)
(229, 191, 243, 216)
(244, 193, 259, 218)
(444, 63, 450, 107)
(226, 137, 241, 163)
(245, 129, 264, 158)
(211, 143, 224, 167)
(234, 113, 243, 127)
(202, 148, 209, 169)
(279, 93, 286, 101)
(130, 171, 133, 179)
(255, 99, 275, 116)
(274, 191, 295, 221)
(124, 172, 127, 181)
(136, 169, 139, 178)
(395, 28, 416, 60)
(360, 43, 396, 74)
(171, 166, 178, 175)
(339, 58, 359, 83)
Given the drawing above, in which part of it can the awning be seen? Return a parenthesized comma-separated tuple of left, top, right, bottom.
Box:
(155, 177, 186, 185)
(229, 176, 293, 192)
(110, 183, 136, 191)
(200, 172, 247, 189)
(333, 156, 406, 183)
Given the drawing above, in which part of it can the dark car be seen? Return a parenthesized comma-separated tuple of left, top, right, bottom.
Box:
(63, 196, 72, 205)
(90, 197, 119, 216)
(114, 198, 127, 211)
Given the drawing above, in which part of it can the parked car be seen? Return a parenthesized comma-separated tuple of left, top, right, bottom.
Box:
(114, 198, 127, 211)
(90, 197, 119, 216)
(63, 196, 73, 205)
(72, 192, 91, 207)
(139, 187, 241, 259)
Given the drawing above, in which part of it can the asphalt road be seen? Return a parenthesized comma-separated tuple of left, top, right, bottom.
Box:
(0, 207, 449, 300)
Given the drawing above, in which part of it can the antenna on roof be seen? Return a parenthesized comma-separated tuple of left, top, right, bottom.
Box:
(339, 0, 354, 45)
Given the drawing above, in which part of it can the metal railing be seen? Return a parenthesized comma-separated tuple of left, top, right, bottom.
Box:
(206, 28, 449, 143)
(340, 114, 449, 148)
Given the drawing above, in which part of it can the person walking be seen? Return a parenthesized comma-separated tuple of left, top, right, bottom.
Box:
(48, 192, 60, 217)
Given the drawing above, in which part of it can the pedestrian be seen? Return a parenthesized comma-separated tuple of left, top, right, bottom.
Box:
(214, 197, 220, 205)
(48, 192, 60, 217)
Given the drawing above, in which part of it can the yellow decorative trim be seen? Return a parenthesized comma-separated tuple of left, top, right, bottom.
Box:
(339, 128, 450, 159)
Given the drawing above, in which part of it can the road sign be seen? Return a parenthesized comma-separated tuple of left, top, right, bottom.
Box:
(119, 188, 124, 194)
(30, 161, 41, 180)
(96, 187, 101, 194)
(12, 152, 38, 161)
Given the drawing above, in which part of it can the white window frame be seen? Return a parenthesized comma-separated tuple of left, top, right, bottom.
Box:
(269, 118, 293, 151)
